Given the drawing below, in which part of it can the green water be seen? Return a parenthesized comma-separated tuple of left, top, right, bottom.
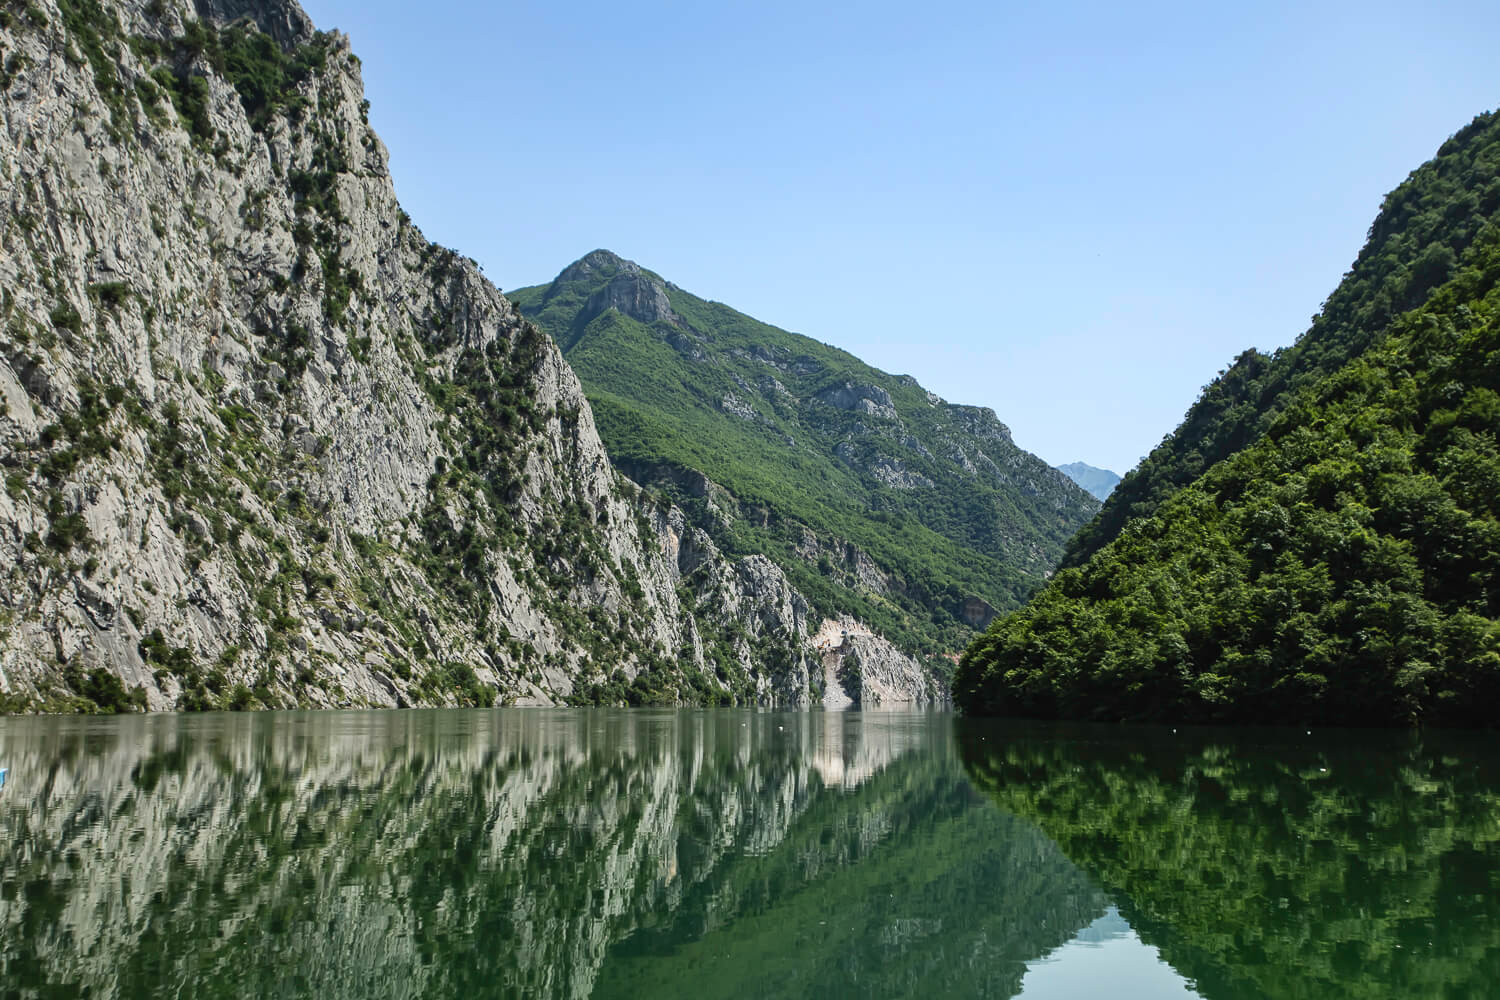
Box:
(0, 710, 1495, 999)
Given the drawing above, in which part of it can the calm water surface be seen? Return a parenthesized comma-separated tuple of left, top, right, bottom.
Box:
(0, 709, 1496, 998)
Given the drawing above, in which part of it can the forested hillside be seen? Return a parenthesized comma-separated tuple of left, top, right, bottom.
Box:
(1064, 111, 1500, 568)
(509, 253, 1098, 664)
(956, 115, 1500, 727)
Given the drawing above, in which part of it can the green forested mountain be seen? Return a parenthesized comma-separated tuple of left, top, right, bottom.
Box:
(508, 253, 1098, 662)
(1064, 111, 1500, 569)
(956, 113, 1500, 727)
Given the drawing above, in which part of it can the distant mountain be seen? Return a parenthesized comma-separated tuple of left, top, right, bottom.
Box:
(1056, 462, 1120, 501)
(508, 252, 1099, 665)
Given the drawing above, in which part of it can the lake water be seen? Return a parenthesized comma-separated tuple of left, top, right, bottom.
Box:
(0, 709, 1496, 999)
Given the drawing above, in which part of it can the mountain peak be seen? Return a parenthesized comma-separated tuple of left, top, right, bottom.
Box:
(506, 252, 1102, 666)
(553, 249, 635, 283)
(548, 250, 681, 328)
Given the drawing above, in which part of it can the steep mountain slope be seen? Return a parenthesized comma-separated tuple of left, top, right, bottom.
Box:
(1063, 111, 1500, 569)
(0, 0, 938, 711)
(1056, 461, 1119, 500)
(508, 252, 1098, 664)
(956, 191, 1500, 726)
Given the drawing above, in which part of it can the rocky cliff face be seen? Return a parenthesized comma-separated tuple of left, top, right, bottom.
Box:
(815, 616, 945, 708)
(0, 0, 934, 710)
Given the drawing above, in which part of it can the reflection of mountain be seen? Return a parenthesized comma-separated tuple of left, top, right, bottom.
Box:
(593, 772, 1105, 999)
(1067, 906, 1132, 945)
(1018, 906, 1203, 1000)
(959, 721, 1500, 1000)
(2, 710, 1103, 999)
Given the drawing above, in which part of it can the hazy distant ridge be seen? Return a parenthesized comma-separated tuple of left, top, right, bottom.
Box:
(1056, 462, 1120, 500)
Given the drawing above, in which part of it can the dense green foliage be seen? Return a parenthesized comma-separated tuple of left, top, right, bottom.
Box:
(1065, 111, 1500, 568)
(510, 254, 1096, 663)
(960, 720, 1500, 999)
(131, 16, 328, 142)
(958, 114, 1500, 726)
(956, 224, 1500, 726)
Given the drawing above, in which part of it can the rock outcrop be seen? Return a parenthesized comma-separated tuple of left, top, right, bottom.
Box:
(815, 381, 899, 420)
(813, 616, 942, 708)
(554, 248, 681, 330)
(0, 0, 941, 710)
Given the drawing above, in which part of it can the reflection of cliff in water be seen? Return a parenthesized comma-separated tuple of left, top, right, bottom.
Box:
(958, 720, 1500, 1000)
(1, 710, 1104, 999)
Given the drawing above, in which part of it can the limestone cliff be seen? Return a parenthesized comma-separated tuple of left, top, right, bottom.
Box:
(0, 0, 939, 710)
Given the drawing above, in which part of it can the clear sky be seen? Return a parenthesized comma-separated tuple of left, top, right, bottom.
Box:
(300, 0, 1499, 474)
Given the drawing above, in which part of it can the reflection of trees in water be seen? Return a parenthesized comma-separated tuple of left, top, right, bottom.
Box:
(592, 766, 1106, 999)
(1, 710, 1100, 999)
(958, 720, 1500, 1000)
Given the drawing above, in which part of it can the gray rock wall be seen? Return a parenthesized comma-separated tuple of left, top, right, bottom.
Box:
(0, 0, 944, 710)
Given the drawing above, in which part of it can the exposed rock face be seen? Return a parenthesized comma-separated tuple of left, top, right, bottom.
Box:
(960, 597, 997, 629)
(816, 381, 898, 420)
(0, 0, 910, 710)
(870, 456, 936, 491)
(719, 391, 760, 422)
(586, 271, 680, 328)
(945, 405, 1017, 451)
(813, 617, 942, 709)
(558, 249, 681, 328)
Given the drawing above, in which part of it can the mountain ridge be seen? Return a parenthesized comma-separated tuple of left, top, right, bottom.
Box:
(508, 250, 1099, 666)
(1056, 461, 1119, 501)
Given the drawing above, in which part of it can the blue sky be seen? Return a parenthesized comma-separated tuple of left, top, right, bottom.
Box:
(301, 0, 1499, 474)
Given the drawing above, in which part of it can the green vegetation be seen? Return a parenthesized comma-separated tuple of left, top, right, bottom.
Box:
(956, 191, 1500, 726)
(66, 663, 147, 713)
(56, 0, 131, 138)
(1065, 110, 1500, 569)
(47, 0, 326, 146)
(131, 17, 329, 144)
(509, 253, 1097, 666)
(960, 720, 1500, 1000)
